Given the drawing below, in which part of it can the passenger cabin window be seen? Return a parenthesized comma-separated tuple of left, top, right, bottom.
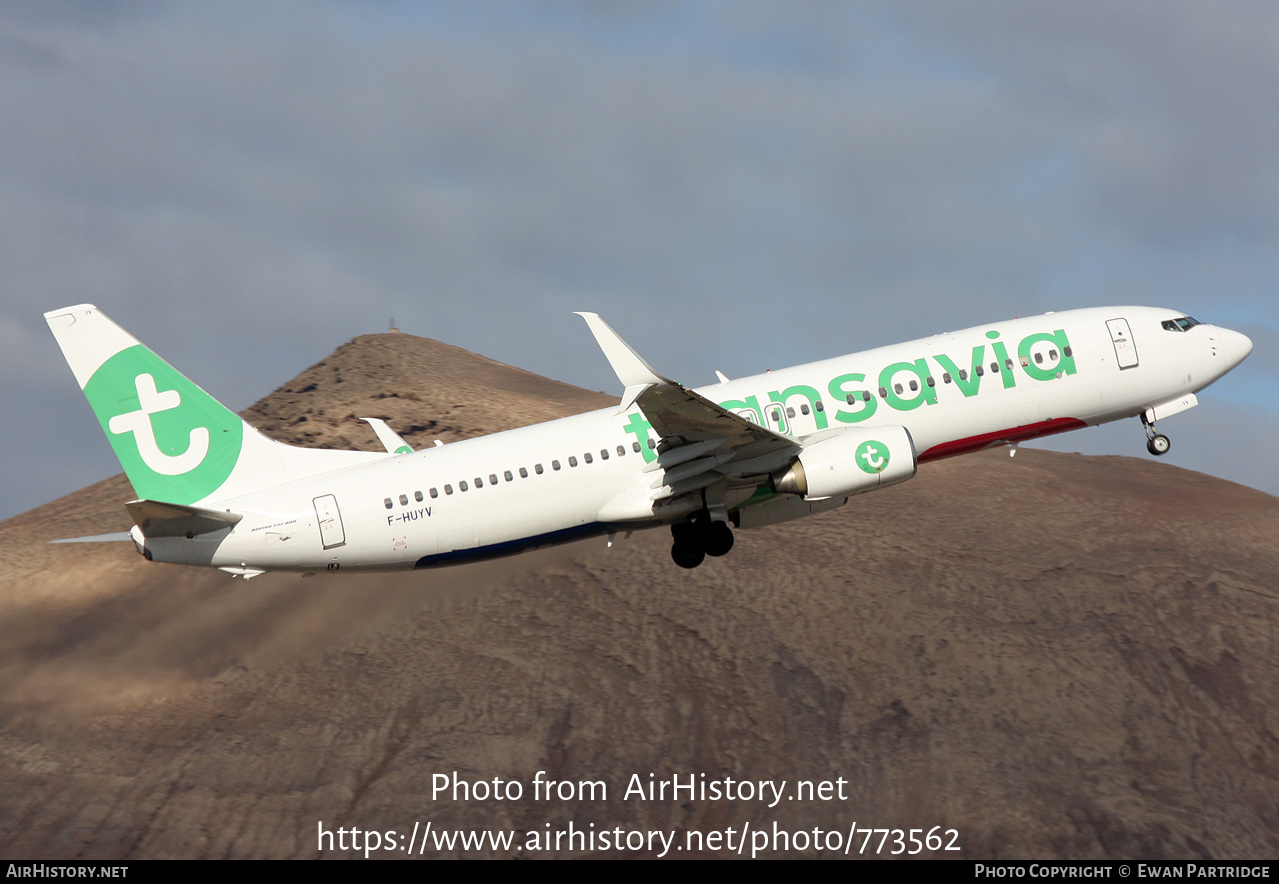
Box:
(384, 498, 393, 509)
(975, 365, 984, 377)
(943, 373, 952, 383)
(567, 456, 577, 467)
(990, 362, 999, 373)
(552, 460, 561, 471)
(459, 481, 468, 492)
(893, 383, 903, 395)
(617, 445, 626, 457)
(535, 463, 544, 474)
(632, 442, 641, 453)
(584, 453, 593, 464)
(489, 473, 498, 485)
(786, 407, 796, 418)
(815, 401, 824, 412)
(878, 386, 888, 398)
(800, 404, 810, 415)
(958, 370, 968, 381)
(845, 393, 856, 404)
(1034, 352, 1043, 364)
(430, 488, 439, 499)
(926, 376, 935, 387)
(474, 477, 483, 488)
(444, 484, 453, 495)
(505, 470, 514, 482)
(908, 380, 918, 392)
(600, 449, 609, 460)
(415, 490, 423, 502)
(1063, 346, 1072, 358)
(399, 494, 408, 506)
(519, 467, 528, 478)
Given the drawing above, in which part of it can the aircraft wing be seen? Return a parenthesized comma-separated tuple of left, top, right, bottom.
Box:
(576, 314, 799, 503)
(633, 381, 795, 458)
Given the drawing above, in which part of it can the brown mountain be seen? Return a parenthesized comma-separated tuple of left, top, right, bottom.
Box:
(1, 333, 1276, 859)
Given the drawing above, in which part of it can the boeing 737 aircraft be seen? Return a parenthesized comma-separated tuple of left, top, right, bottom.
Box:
(46, 304, 1251, 574)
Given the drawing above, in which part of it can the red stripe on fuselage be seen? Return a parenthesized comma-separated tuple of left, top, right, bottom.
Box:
(919, 417, 1088, 463)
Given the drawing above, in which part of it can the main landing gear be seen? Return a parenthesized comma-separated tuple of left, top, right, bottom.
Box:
(1142, 415, 1171, 456)
(670, 514, 734, 569)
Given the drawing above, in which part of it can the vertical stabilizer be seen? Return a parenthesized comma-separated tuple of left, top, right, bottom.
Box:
(45, 305, 380, 507)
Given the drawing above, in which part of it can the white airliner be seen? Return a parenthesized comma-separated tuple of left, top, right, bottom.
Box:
(46, 304, 1251, 574)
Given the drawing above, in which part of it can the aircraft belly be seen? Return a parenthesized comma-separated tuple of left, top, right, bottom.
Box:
(414, 522, 612, 568)
(476, 488, 604, 547)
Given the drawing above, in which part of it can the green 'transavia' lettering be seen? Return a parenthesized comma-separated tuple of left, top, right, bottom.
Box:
(622, 412, 657, 463)
(878, 359, 936, 411)
(768, 385, 828, 431)
(617, 327, 1076, 447)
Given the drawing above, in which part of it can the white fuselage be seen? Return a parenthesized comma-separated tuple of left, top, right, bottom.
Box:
(150, 306, 1250, 573)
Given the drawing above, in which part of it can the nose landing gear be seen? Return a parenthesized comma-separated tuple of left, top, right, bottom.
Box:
(1142, 415, 1171, 456)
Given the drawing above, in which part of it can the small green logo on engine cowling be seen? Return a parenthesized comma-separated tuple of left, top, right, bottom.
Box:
(83, 345, 242, 504)
(855, 439, 890, 473)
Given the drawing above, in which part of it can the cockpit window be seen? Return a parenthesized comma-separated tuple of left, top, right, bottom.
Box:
(1161, 316, 1202, 332)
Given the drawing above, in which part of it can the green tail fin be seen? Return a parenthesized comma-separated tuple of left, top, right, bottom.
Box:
(45, 305, 246, 505)
(47, 304, 385, 507)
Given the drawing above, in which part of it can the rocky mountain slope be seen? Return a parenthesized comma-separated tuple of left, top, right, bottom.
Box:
(1, 333, 1275, 859)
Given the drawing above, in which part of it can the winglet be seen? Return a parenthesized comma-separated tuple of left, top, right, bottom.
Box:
(361, 417, 413, 454)
(575, 312, 673, 388)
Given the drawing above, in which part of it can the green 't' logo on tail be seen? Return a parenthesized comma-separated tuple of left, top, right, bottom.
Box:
(83, 345, 243, 504)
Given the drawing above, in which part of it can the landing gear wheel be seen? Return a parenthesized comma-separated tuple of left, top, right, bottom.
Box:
(671, 542, 706, 569)
(1147, 434, 1171, 456)
(704, 521, 734, 557)
(671, 521, 701, 547)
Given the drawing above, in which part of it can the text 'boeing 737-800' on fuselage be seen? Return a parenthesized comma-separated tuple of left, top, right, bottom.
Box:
(46, 304, 1251, 574)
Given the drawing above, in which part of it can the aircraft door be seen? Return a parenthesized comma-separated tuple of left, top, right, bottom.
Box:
(764, 402, 788, 435)
(313, 494, 346, 549)
(788, 401, 821, 437)
(1107, 318, 1139, 369)
(764, 400, 819, 437)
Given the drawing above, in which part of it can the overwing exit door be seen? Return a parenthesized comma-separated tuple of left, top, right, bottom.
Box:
(1107, 318, 1139, 369)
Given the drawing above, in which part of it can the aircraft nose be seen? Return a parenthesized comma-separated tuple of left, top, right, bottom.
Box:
(1216, 326, 1253, 371)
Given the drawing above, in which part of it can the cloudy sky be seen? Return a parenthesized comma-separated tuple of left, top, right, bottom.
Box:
(3, 1, 1277, 522)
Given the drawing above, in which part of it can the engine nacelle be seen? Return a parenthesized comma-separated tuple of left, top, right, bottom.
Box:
(772, 425, 917, 500)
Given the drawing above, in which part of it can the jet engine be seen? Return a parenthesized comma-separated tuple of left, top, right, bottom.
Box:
(772, 425, 916, 500)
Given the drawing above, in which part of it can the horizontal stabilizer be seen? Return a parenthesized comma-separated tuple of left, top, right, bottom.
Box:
(218, 566, 268, 579)
(125, 499, 242, 538)
(49, 532, 135, 544)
